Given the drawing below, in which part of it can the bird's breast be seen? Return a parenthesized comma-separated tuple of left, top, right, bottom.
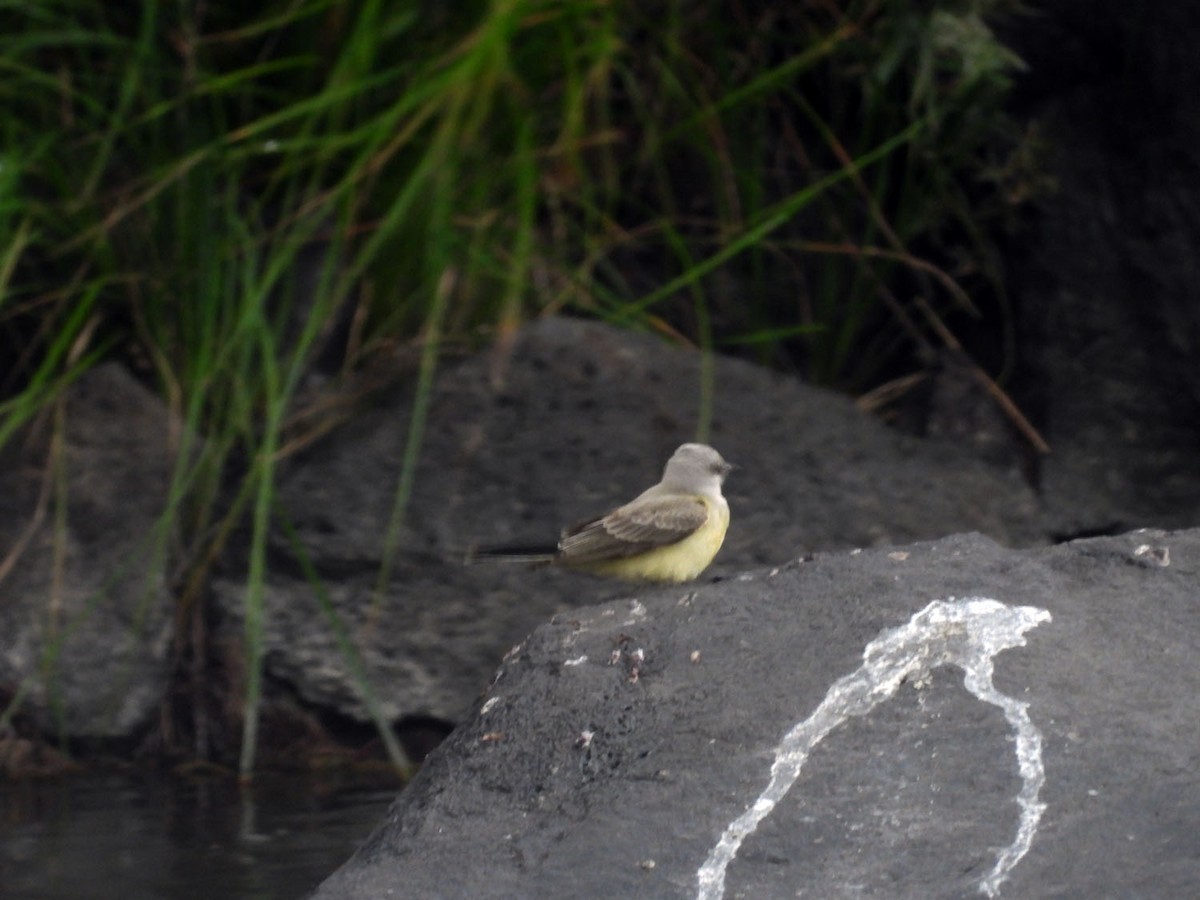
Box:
(580, 494, 729, 583)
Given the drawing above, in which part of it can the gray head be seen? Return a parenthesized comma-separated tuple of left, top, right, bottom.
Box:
(660, 443, 732, 493)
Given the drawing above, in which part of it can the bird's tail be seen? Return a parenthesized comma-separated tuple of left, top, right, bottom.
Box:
(464, 545, 557, 568)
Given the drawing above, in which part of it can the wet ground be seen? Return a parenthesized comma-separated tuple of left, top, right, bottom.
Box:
(0, 770, 393, 899)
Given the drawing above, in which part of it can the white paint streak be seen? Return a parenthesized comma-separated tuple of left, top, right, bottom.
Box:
(696, 597, 1051, 900)
(623, 600, 648, 625)
(480, 696, 501, 715)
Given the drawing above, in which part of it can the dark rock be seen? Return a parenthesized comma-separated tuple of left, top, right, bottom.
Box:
(311, 527, 1200, 899)
(1005, 0, 1200, 536)
(0, 364, 176, 737)
(216, 317, 1046, 726)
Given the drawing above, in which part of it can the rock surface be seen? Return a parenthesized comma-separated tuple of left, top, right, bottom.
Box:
(215, 317, 1047, 727)
(311, 527, 1200, 900)
(0, 364, 175, 738)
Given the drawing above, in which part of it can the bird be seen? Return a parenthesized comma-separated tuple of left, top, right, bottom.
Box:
(468, 443, 733, 583)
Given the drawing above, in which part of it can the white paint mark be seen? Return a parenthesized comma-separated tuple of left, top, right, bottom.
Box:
(563, 655, 588, 667)
(623, 600, 648, 625)
(480, 696, 501, 715)
(1133, 543, 1169, 566)
(696, 597, 1051, 900)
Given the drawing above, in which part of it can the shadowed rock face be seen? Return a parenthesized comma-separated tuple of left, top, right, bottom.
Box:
(0, 364, 175, 740)
(311, 528, 1200, 900)
(1003, 0, 1200, 538)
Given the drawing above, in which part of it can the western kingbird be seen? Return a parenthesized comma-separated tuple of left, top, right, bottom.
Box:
(469, 443, 732, 583)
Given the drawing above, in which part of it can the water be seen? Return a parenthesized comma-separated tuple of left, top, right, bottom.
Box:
(0, 770, 395, 900)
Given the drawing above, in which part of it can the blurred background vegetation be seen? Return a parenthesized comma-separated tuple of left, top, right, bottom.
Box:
(0, 0, 1036, 775)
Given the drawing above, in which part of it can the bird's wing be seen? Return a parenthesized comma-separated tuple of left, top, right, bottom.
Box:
(556, 494, 710, 563)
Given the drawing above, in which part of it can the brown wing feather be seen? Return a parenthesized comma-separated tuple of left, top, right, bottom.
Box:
(557, 496, 710, 564)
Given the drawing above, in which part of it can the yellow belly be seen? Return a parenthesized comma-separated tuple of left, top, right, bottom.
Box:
(571, 499, 730, 583)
